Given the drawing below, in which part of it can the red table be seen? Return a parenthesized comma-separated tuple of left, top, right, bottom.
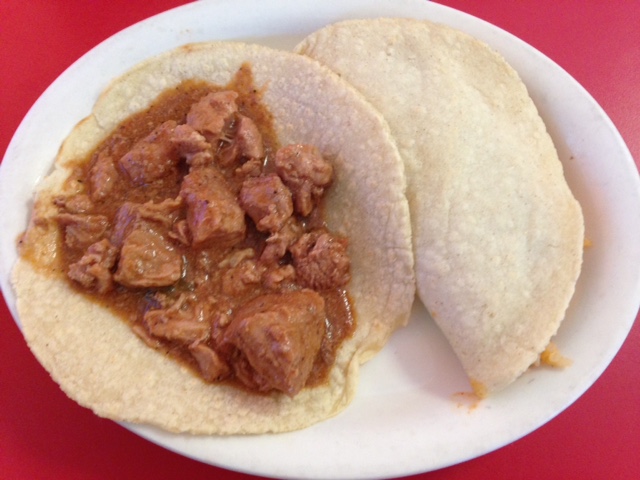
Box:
(1, 1, 638, 479)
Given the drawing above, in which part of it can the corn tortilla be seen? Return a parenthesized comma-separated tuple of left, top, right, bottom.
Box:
(296, 18, 584, 394)
(12, 42, 415, 433)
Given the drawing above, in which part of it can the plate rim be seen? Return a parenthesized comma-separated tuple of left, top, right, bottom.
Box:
(1, 0, 639, 478)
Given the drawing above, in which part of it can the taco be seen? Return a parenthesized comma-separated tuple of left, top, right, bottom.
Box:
(296, 18, 584, 395)
(12, 42, 415, 433)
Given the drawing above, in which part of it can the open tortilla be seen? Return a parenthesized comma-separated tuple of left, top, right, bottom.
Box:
(297, 18, 584, 395)
(12, 41, 415, 433)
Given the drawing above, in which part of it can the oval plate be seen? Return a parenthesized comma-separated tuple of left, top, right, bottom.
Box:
(1, 0, 639, 478)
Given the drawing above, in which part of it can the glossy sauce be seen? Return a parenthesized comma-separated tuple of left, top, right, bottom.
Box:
(52, 66, 355, 391)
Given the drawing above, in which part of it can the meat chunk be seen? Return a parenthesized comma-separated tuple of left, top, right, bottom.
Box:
(218, 115, 265, 166)
(89, 150, 120, 201)
(118, 120, 180, 185)
(170, 123, 213, 168)
(260, 217, 303, 264)
(111, 203, 141, 248)
(57, 213, 109, 250)
(274, 144, 333, 216)
(221, 259, 265, 296)
(186, 91, 238, 144)
(239, 174, 293, 233)
(113, 225, 183, 288)
(169, 219, 190, 246)
(54, 194, 94, 214)
(111, 198, 181, 248)
(189, 343, 230, 382)
(180, 249, 215, 288)
(67, 239, 118, 294)
(290, 230, 351, 290)
(262, 264, 296, 290)
(143, 296, 210, 345)
(234, 158, 262, 179)
(217, 247, 255, 269)
(180, 167, 246, 247)
(133, 197, 182, 227)
(221, 290, 326, 396)
(234, 115, 264, 160)
(109, 198, 184, 288)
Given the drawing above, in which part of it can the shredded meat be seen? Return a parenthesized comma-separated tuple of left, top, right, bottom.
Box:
(219, 115, 265, 166)
(221, 259, 265, 296)
(134, 197, 182, 227)
(235, 158, 263, 178)
(260, 217, 303, 264)
(262, 264, 296, 290)
(171, 123, 213, 168)
(67, 239, 118, 293)
(143, 296, 210, 345)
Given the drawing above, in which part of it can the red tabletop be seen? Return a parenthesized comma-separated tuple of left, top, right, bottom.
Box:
(1, 1, 638, 479)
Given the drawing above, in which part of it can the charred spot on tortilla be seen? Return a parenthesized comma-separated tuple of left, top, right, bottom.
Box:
(22, 64, 356, 397)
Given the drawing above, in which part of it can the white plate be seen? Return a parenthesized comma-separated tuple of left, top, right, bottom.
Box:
(1, 0, 639, 479)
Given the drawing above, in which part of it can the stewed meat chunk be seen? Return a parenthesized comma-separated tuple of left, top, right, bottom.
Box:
(221, 290, 326, 396)
(233, 115, 264, 160)
(290, 230, 351, 290)
(113, 225, 183, 288)
(189, 343, 230, 382)
(187, 91, 238, 144)
(221, 258, 265, 297)
(57, 213, 109, 250)
(218, 115, 265, 166)
(54, 194, 94, 214)
(239, 174, 293, 233)
(119, 120, 181, 185)
(111, 198, 181, 248)
(171, 123, 213, 168)
(274, 144, 333, 216)
(89, 150, 120, 201)
(67, 239, 118, 294)
(180, 167, 246, 247)
(143, 297, 211, 345)
(260, 217, 303, 264)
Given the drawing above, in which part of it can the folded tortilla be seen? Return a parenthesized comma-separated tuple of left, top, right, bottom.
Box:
(296, 18, 584, 395)
(12, 41, 415, 433)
